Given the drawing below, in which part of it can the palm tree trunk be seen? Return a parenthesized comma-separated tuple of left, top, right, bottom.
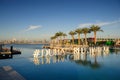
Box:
(78, 34, 80, 45)
(94, 31, 96, 45)
(84, 33, 87, 45)
(63, 36, 65, 44)
(72, 35, 74, 44)
(60, 36, 62, 45)
(57, 38, 59, 44)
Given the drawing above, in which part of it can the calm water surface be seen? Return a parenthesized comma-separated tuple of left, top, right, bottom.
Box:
(0, 44, 120, 80)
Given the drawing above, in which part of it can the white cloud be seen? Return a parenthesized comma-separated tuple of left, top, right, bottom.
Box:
(25, 25, 42, 32)
(78, 20, 120, 28)
(79, 23, 93, 28)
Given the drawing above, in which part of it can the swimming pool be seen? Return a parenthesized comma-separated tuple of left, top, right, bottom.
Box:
(0, 44, 120, 80)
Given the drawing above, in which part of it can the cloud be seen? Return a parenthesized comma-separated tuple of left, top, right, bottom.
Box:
(78, 20, 120, 28)
(25, 25, 42, 32)
(96, 20, 120, 26)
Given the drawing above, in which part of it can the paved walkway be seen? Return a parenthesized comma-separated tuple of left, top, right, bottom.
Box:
(0, 66, 25, 80)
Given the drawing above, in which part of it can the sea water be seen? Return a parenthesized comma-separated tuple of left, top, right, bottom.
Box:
(0, 44, 120, 80)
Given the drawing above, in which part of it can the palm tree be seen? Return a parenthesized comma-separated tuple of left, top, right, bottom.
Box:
(55, 32, 63, 44)
(55, 32, 60, 44)
(58, 32, 64, 44)
(69, 31, 76, 44)
(50, 36, 56, 44)
(90, 25, 103, 45)
(62, 33, 67, 44)
(82, 27, 90, 45)
(62, 33, 67, 39)
(75, 28, 82, 45)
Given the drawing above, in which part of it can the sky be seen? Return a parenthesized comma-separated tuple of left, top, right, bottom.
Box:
(0, 0, 120, 41)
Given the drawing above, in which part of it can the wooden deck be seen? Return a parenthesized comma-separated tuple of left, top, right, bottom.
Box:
(0, 52, 12, 59)
(0, 66, 26, 80)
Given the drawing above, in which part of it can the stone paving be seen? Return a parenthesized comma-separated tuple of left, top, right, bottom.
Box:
(0, 66, 25, 80)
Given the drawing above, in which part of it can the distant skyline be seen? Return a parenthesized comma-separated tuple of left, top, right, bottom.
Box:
(0, 0, 120, 40)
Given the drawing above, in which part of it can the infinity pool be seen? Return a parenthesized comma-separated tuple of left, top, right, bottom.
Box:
(0, 44, 120, 80)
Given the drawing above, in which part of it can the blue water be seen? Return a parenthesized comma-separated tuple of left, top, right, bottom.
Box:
(0, 44, 120, 80)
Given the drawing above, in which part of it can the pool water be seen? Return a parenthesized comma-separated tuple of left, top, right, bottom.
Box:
(0, 44, 120, 80)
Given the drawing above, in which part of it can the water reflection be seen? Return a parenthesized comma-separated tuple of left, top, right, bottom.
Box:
(33, 57, 40, 65)
(110, 49, 120, 54)
(33, 49, 110, 69)
(33, 55, 66, 65)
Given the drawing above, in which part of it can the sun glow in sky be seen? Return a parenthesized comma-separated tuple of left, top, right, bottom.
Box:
(0, 0, 120, 40)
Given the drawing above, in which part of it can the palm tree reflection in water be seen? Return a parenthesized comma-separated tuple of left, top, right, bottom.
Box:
(33, 51, 109, 69)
